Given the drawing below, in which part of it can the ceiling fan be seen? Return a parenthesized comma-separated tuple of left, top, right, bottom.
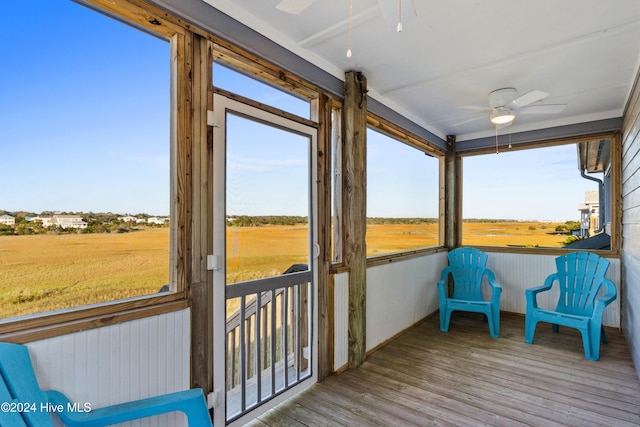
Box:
(458, 88, 567, 127)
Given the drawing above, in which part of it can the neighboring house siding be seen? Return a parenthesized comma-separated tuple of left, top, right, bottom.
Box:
(53, 215, 88, 229)
(31, 216, 53, 227)
(0, 215, 14, 225)
(622, 76, 640, 380)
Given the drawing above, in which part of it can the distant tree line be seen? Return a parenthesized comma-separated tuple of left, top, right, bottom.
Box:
(463, 218, 582, 233)
(463, 218, 520, 223)
(227, 215, 309, 227)
(554, 220, 581, 233)
(226, 216, 441, 227)
(0, 210, 168, 236)
(367, 217, 438, 224)
(225, 216, 582, 227)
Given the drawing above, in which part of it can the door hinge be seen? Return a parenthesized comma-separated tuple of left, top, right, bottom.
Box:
(207, 110, 218, 127)
(207, 389, 221, 409)
(207, 254, 220, 271)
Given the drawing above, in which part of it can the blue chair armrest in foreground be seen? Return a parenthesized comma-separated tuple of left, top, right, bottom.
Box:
(0, 342, 212, 427)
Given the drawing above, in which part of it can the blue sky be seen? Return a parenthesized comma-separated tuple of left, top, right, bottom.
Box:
(463, 144, 598, 221)
(1, 0, 170, 215)
(1, 1, 597, 221)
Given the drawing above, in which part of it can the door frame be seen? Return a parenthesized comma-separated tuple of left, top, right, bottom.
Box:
(211, 93, 319, 426)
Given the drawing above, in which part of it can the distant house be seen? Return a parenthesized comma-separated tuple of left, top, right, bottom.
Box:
(118, 215, 138, 223)
(578, 190, 600, 238)
(147, 217, 169, 225)
(0, 214, 15, 226)
(52, 215, 88, 229)
(29, 216, 54, 227)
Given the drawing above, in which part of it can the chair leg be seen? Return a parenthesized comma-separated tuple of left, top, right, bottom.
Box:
(440, 307, 451, 333)
(524, 316, 537, 344)
(600, 325, 608, 344)
(586, 323, 605, 361)
(581, 328, 597, 361)
(489, 308, 500, 338)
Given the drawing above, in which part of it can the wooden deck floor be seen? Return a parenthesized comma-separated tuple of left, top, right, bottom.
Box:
(247, 312, 640, 427)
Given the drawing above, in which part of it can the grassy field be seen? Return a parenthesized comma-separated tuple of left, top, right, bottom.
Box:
(462, 221, 569, 248)
(1, 221, 570, 318)
(0, 228, 169, 318)
(367, 220, 568, 255)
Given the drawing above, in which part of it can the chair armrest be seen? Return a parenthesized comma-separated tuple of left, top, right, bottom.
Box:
(592, 278, 617, 320)
(484, 269, 502, 291)
(438, 266, 452, 283)
(437, 267, 452, 296)
(484, 269, 502, 304)
(525, 274, 557, 309)
(45, 388, 212, 427)
(526, 273, 557, 295)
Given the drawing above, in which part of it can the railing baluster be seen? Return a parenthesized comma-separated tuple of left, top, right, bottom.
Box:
(301, 282, 309, 372)
(228, 329, 236, 389)
(296, 283, 301, 383)
(262, 302, 268, 377)
(283, 286, 289, 389)
(256, 292, 262, 403)
(240, 295, 246, 412)
(271, 288, 277, 396)
(225, 274, 313, 422)
(246, 312, 252, 382)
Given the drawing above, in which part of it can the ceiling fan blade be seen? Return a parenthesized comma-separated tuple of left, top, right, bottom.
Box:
(276, 0, 315, 14)
(518, 104, 567, 114)
(458, 105, 491, 111)
(452, 114, 486, 127)
(510, 90, 550, 108)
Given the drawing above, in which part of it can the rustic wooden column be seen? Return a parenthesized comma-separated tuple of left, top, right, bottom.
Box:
(314, 92, 333, 380)
(444, 135, 461, 249)
(190, 35, 214, 396)
(343, 71, 367, 369)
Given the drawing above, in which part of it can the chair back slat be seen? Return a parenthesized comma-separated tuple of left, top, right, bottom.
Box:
(449, 247, 488, 301)
(555, 252, 610, 316)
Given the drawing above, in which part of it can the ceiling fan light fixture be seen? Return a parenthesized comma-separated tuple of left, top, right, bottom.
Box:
(490, 108, 515, 125)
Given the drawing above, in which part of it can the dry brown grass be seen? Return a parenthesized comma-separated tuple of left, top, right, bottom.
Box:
(462, 221, 568, 248)
(366, 220, 568, 256)
(1, 228, 169, 318)
(1, 221, 569, 318)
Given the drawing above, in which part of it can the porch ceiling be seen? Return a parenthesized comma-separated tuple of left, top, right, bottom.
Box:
(201, 0, 640, 143)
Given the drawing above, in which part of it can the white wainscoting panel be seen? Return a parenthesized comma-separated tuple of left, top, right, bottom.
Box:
(26, 309, 192, 427)
(486, 252, 621, 327)
(333, 272, 349, 371)
(366, 252, 448, 352)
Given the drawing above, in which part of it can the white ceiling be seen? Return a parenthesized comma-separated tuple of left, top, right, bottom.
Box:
(202, 0, 640, 142)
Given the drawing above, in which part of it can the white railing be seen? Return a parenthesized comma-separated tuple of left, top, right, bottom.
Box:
(225, 271, 311, 422)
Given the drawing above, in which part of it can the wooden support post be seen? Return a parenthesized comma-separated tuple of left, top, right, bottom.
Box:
(343, 71, 367, 369)
(190, 36, 214, 395)
(444, 135, 461, 249)
(314, 93, 333, 380)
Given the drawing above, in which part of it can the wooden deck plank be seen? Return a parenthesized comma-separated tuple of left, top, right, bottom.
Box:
(389, 322, 640, 417)
(249, 313, 640, 427)
(343, 363, 536, 427)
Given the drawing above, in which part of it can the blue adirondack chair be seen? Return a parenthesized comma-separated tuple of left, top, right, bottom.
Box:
(524, 252, 617, 361)
(0, 342, 213, 426)
(437, 247, 502, 338)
